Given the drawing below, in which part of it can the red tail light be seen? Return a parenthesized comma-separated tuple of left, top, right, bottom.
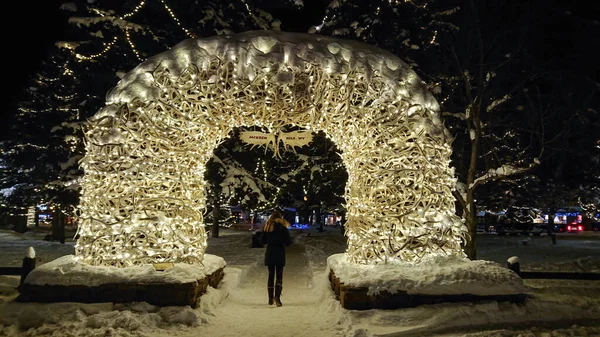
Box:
(567, 225, 572, 231)
(578, 225, 583, 231)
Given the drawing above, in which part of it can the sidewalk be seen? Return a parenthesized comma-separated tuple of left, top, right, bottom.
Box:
(173, 240, 348, 337)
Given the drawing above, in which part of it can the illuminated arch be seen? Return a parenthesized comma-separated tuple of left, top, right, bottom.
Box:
(76, 31, 466, 267)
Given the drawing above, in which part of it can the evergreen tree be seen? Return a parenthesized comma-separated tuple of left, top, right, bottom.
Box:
(312, 0, 460, 76)
(1, 0, 302, 216)
(1, 48, 82, 213)
(206, 127, 347, 226)
(277, 131, 347, 227)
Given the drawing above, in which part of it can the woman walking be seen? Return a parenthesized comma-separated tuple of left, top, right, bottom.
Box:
(260, 209, 292, 307)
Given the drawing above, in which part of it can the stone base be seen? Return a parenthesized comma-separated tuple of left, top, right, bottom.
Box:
(329, 270, 527, 310)
(17, 268, 224, 308)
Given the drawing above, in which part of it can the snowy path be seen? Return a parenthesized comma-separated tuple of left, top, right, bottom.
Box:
(172, 241, 348, 337)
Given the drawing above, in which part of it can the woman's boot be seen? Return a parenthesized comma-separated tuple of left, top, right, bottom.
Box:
(274, 284, 283, 307)
(268, 286, 274, 305)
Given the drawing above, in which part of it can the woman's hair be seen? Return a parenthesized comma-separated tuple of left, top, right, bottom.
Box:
(263, 209, 288, 232)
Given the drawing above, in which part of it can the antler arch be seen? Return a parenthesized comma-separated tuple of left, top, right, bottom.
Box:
(76, 31, 466, 267)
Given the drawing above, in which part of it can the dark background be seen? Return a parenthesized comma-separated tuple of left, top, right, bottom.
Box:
(4, 1, 598, 118)
(5, 0, 67, 117)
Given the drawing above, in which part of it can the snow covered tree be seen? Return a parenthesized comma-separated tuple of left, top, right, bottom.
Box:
(208, 128, 347, 226)
(2, 0, 303, 216)
(205, 127, 282, 231)
(432, 0, 599, 258)
(1, 47, 82, 215)
(270, 131, 347, 227)
(311, 0, 598, 259)
(427, 1, 550, 258)
(311, 0, 460, 77)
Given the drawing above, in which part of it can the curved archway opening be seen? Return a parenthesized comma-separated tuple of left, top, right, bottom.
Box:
(203, 125, 348, 230)
(75, 31, 466, 267)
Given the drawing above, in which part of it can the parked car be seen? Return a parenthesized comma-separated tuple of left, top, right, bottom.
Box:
(553, 223, 584, 233)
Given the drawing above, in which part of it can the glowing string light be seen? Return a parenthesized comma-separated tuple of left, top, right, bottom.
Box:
(121, 0, 146, 19)
(157, 0, 197, 38)
(125, 29, 143, 61)
(73, 36, 118, 61)
(69, 0, 193, 61)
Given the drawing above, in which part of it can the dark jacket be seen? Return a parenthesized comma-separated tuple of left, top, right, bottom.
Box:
(260, 220, 292, 266)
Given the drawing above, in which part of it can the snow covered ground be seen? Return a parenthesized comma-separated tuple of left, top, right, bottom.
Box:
(0, 227, 599, 336)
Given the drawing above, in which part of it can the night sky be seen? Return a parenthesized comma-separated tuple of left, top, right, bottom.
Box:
(5, 1, 66, 116)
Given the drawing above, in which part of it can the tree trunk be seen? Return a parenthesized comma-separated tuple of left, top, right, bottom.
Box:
(464, 201, 477, 260)
(212, 197, 220, 238)
(582, 214, 593, 231)
(59, 211, 65, 244)
(52, 207, 65, 244)
(463, 137, 479, 260)
(315, 207, 323, 232)
(464, 99, 481, 260)
(547, 211, 555, 235)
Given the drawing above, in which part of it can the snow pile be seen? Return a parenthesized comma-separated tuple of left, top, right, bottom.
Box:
(347, 298, 600, 337)
(0, 300, 203, 333)
(0, 266, 240, 336)
(25, 254, 226, 286)
(25, 247, 35, 259)
(328, 253, 526, 296)
(507, 255, 520, 264)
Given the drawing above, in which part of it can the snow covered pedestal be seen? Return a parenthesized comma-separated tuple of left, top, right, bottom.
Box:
(17, 255, 226, 308)
(328, 254, 528, 310)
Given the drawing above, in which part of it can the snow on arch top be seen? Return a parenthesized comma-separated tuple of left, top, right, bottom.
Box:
(106, 30, 440, 113)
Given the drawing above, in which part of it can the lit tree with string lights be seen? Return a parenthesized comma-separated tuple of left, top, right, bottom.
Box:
(7, 0, 595, 260)
(276, 131, 348, 228)
(1, 47, 83, 217)
(205, 127, 347, 232)
(309, 0, 460, 83)
(3, 0, 458, 226)
(204, 127, 282, 237)
(5, 0, 474, 266)
(2, 0, 303, 220)
(315, 1, 599, 240)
